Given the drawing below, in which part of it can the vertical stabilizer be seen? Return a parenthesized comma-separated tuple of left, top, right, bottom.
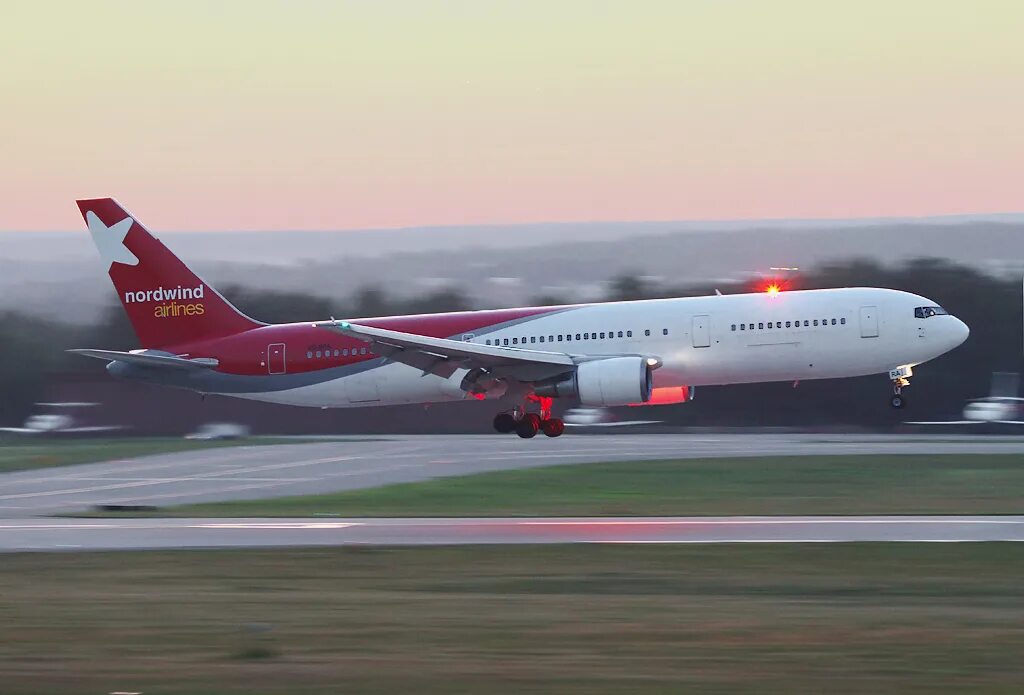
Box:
(76, 198, 262, 349)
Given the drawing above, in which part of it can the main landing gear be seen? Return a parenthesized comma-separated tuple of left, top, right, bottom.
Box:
(492, 396, 565, 438)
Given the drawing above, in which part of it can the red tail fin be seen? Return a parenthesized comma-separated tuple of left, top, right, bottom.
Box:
(76, 198, 262, 349)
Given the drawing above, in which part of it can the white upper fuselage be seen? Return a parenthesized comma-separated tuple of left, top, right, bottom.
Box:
(470, 287, 966, 388)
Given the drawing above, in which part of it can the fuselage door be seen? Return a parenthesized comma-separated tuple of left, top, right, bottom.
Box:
(267, 343, 286, 374)
(859, 306, 879, 338)
(692, 315, 711, 348)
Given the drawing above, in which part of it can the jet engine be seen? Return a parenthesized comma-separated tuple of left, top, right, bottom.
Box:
(535, 357, 653, 406)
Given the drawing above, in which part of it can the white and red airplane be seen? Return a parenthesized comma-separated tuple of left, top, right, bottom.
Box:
(71, 198, 970, 438)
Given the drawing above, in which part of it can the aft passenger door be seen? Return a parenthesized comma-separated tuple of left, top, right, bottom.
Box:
(267, 343, 286, 374)
(859, 306, 879, 338)
(692, 315, 711, 348)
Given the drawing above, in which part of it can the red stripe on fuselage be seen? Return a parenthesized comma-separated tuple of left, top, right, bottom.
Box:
(170, 305, 573, 376)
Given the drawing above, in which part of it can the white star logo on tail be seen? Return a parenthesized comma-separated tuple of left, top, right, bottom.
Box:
(86, 211, 139, 270)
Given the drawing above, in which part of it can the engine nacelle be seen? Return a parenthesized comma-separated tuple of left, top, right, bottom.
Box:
(631, 385, 694, 406)
(535, 357, 653, 407)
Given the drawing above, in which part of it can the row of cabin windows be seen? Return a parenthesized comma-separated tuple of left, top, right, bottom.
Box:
(484, 328, 669, 347)
(307, 347, 368, 359)
(731, 318, 846, 331)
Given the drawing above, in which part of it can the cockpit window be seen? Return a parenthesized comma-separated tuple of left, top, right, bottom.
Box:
(914, 306, 949, 319)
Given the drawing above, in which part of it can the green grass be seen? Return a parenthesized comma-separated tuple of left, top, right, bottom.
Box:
(1, 544, 1023, 694)
(0, 437, 322, 473)
(161, 454, 1024, 518)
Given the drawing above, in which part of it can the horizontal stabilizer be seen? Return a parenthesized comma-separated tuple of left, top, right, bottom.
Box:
(68, 349, 219, 370)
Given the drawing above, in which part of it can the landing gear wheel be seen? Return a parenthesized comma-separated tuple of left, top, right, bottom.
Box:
(890, 393, 906, 409)
(515, 415, 539, 439)
(493, 412, 517, 434)
(540, 418, 565, 437)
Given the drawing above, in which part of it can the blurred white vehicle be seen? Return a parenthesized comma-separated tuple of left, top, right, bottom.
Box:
(907, 372, 1024, 426)
(0, 402, 123, 435)
(563, 407, 662, 428)
(185, 422, 250, 440)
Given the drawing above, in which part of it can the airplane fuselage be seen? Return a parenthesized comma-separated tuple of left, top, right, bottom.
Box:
(109, 286, 969, 409)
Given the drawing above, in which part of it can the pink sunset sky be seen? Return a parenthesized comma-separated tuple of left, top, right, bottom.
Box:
(2, 1, 1022, 231)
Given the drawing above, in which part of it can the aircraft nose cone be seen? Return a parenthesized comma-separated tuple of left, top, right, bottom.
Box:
(952, 317, 970, 347)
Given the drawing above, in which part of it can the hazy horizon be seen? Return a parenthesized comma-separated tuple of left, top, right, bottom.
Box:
(4, 210, 1024, 236)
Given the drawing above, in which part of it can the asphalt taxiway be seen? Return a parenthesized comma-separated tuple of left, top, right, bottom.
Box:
(1, 433, 1023, 516)
(2, 515, 1022, 552)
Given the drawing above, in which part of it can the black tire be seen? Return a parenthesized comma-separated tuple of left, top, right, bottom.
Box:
(890, 394, 906, 409)
(515, 417, 539, 438)
(493, 412, 517, 433)
(541, 418, 565, 437)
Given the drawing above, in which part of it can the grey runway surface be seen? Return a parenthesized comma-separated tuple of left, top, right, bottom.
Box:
(2, 433, 1023, 516)
(2, 516, 1023, 552)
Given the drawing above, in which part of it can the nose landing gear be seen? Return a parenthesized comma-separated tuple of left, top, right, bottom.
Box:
(888, 366, 912, 410)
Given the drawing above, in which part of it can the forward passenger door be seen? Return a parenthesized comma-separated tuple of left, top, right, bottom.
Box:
(692, 315, 711, 348)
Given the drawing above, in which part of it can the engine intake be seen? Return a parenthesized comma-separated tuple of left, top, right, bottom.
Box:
(535, 357, 653, 406)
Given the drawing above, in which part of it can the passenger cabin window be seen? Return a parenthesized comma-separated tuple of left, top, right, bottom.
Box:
(626, 330, 633, 337)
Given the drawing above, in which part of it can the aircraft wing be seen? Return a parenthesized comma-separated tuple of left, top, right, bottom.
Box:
(68, 349, 219, 371)
(316, 320, 577, 381)
(0, 428, 42, 434)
